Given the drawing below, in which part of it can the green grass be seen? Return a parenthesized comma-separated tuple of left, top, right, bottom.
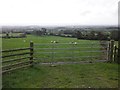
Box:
(2, 35, 100, 49)
(2, 35, 104, 63)
(2, 35, 118, 88)
(3, 63, 119, 88)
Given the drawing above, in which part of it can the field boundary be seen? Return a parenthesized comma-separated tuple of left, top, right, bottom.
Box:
(1, 40, 119, 74)
(34, 41, 108, 63)
(34, 60, 107, 65)
(1, 43, 33, 74)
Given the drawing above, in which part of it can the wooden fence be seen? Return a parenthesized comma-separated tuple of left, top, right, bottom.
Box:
(1, 40, 119, 74)
(108, 40, 119, 63)
(1, 41, 34, 74)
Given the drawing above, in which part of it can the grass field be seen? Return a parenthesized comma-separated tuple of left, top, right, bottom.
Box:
(3, 63, 119, 88)
(2, 35, 119, 88)
(2, 35, 105, 62)
(2, 35, 100, 49)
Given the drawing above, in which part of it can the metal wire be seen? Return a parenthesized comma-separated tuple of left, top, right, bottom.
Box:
(34, 43, 108, 46)
(34, 50, 107, 54)
(34, 42, 108, 61)
(34, 56, 100, 60)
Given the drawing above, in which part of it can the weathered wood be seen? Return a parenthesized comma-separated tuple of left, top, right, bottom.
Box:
(2, 56, 31, 63)
(2, 61, 30, 69)
(1, 47, 30, 53)
(114, 45, 117, 62)
(30, 41, 34, 66)
(2, 64, 31, 74)
(107, 42, 110, 61)
(2, 52, 31, 58)
(118, 36, 120, 64)
(110, 40, 114, 62)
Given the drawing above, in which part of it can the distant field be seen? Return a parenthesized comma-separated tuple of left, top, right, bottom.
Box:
(2, 35, 105, 62)
(0, 33, 23, 37)
(2, 35, 119, 88)
(2, 35, 100, 49)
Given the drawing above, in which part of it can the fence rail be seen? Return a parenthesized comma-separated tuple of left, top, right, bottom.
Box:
(2, 52, 31, 58)
(2, 56, 31, 63)
(1, 47, 31, 52)
(1, 42, 34, 74)
(34, 41, 108, 63)
(1, 40, 119, 74)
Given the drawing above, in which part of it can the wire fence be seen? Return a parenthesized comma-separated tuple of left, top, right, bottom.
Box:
(34, 42, 108, 63)
(1, 40, 119, 74)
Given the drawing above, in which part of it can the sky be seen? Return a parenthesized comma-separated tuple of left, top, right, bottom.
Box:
(0, 0, 119, 26)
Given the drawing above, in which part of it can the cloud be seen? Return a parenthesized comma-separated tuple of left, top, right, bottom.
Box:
(0, 0, 119, 25)
(80, 10, 91, 16)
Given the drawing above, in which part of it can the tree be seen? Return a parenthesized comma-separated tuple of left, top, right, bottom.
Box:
(88, 31, 96, 40)
(97, 32, 108, 40)
(111, 30, 118, 41)
(6, 32, 10, 38)
(41, 28, 47, 35)
(76, 31, 82, 39)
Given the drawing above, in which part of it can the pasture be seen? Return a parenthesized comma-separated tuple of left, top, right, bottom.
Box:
(2, 35, 119, 88)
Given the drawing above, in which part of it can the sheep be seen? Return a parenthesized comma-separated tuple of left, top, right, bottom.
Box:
(23, 40, 26, 42)
(74, 42, 77, 45)
(51, 41, 53, 43)
(53, 41, 56, 43)
(53, 41, 59, 43)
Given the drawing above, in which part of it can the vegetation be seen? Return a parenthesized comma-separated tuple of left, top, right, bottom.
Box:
(2, 35, 119, 88)
(0, 33, 26, 38)
(3, 63, 119, 88)
(2, 35, 105, 62)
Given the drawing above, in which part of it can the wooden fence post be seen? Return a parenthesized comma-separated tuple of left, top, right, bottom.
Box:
(107, 42, 110, 61)
(114, 45, 117, 62)
(110, 40, 114, 62)
(30, 41, 34, 66)
(118, 38, 120, 64)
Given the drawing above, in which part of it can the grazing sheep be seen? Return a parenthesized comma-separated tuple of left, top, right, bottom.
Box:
(74, 42, 77, 45)
(23, 40, 26, 42)
(51, 41, 53, 43)
(53, 41, 56, 43)
(53, 41, 59, 43)
(51, 40, 59, 43)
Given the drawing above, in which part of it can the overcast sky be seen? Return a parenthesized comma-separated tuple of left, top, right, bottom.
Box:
(0, 0, 119, 26)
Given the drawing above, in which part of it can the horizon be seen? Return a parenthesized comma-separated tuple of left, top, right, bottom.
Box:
(0, 24, 118, 27)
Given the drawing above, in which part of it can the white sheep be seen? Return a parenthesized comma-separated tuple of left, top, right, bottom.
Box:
(51, 41, 53, 43)
(53, 41, 56, 43)
(23, 40, 26, 42)
(74, 42, 77, 45)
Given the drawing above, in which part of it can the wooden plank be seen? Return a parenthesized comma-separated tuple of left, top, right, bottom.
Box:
(1, 47, 30, 53)
(2, 64, 31, 74)
(1, 52, 31, 58)
(2, 56, 31, 63)
(2, 61, 30, 69)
